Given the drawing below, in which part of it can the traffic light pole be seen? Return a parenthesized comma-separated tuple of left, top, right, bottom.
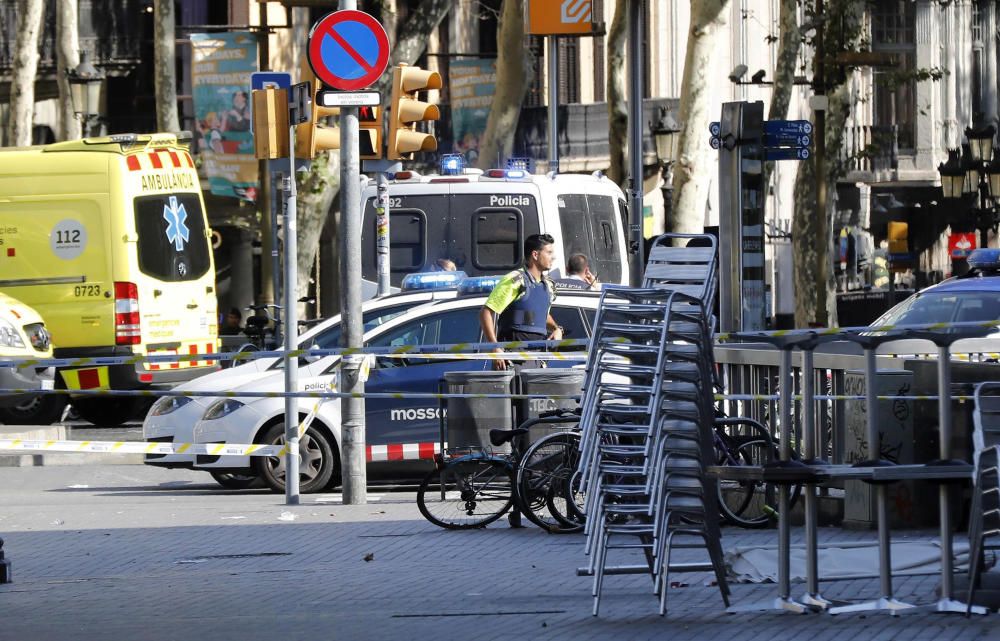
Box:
(627, 0, 645, 286)
(339, 2, 367, 503)
(283, 125, 301, 505)
(376, 171, 391, 296)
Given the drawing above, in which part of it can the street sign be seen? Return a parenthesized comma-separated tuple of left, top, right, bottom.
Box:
(709, 121, 721, 137)
(763, 133, 811, 147)
(307, 10, 390, 92)
(709, 136, 721, 150)
(318, 90, 380, 107)
(527, 0, 598, 36)
(763, 147, 810, 161)
(764, 119, 813, 136)
(251, 72, 292, 91)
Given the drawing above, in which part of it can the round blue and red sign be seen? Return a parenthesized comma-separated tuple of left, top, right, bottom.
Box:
(307, 10, 390, 91)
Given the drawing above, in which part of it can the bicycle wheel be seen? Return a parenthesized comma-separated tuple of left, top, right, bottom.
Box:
(417, 457, 514, 529)
(716, 437, 802, 529)
(515, 432, 585, 533)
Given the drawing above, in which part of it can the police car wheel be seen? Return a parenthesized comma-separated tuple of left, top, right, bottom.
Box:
(209, 471, 264, 490)
(254, 421, 337, 494)
(0, 394, 67, 426)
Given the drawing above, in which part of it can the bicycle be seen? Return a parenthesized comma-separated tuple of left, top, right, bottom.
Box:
(416, 409, 585, 533)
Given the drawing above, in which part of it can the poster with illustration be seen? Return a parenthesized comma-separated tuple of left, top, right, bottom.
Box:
(191, 32, 258, 200)
(449, 59, 496, 166)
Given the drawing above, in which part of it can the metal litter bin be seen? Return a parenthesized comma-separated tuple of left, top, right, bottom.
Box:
(517, 367, 585, 444)
(444, 370, 515, 453)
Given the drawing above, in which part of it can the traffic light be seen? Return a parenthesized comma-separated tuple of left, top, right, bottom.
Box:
(888, 221, 909, 256)
(295, 68, 340, 159)
(251, 87, 289, 159)
(388, 63, 442, 161)
(359, 105, 382, 160)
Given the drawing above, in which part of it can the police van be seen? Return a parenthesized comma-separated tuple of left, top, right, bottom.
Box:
(0, 133, 218, 426)
(359, 165, 629, 296)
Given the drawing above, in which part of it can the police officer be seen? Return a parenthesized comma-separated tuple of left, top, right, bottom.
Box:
(479, 233, 563, 371)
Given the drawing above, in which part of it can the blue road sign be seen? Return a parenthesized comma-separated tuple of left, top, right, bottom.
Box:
(251, 72, 292, 90)
(764, 133, 811, 147)
(765, 119, 813, 136)
(709, 121, 721, 137)
(764, 147, 810, 161)
(710, 136, 721, 150)
(307, 10, 390, 91)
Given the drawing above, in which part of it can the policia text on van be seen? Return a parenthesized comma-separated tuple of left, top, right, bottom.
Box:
(0, 134, 219, 427)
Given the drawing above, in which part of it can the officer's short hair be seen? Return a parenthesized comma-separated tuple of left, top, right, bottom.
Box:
(566, 253, 588, 275)
(524, 233, 554, 259)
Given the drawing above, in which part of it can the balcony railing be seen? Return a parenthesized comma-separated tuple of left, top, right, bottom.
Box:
(840, 124, 899, 175)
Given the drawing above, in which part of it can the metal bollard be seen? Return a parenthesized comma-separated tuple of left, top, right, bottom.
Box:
(0, 536, 11, 583)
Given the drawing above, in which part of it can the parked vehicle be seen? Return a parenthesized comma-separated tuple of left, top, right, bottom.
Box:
(0, 133, 218, 426)
(186, 280, 598, 493)
(359, 166, 629, 297)
(0, 293, 54, 419)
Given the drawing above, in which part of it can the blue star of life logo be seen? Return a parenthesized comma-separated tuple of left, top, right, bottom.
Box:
(163, 196, 190, 252)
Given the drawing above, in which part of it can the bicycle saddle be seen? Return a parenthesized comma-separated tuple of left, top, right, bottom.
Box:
(489, 427, 529, 447)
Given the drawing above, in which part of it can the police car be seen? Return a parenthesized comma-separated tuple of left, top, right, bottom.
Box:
(0, 292, 54, 418)
(142, 285, 458, 487)
(188, 274, 600, 493)
(870, 248, 1000, 359)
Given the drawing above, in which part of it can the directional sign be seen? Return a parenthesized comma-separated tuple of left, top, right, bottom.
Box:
(764, 133, 811, 147)
(307, 10, 390, 92)
(764, 119, 813, 136)
(251, 72, 292, 91)
(710, 121, 721, 137)
(764, 147, 811, 161)
(709, 136, 721, 150)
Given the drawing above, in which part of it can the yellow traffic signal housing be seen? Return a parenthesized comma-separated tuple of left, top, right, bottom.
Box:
(295, 68, 340, 159)
(252, 87, 289, 159)
(888, 221, 909, 255)
(388, 64, 442, 161)
(359, 105, 382, 160)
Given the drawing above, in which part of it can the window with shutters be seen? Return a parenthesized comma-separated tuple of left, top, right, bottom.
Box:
(558, 38, 580, 104)
(872, 1, 916, 150)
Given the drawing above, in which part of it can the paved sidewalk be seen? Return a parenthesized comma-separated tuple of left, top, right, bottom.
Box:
(0, 465, 995, 641)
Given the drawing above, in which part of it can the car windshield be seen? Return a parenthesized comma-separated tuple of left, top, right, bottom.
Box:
(872, 290, 1000, 331)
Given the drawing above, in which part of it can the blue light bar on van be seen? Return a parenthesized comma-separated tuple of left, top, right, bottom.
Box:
(457, 275, 504, 295)
(967, 248, 1000, 271)
(400, 271, 468, 291)
(440, 154, 465, 176)
(506, 157, 534, 172)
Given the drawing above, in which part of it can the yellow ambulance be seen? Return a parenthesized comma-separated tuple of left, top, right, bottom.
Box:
(0, 133, 219, 426)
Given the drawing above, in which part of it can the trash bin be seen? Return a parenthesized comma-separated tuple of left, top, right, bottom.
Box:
(517, 367, 585, 444)
(444, 370, 515, 452)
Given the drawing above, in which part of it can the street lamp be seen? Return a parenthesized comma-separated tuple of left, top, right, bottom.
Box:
(66, 51, 105, 138)
(937, 125, 1000, 248)
(650, 105, 681, 224)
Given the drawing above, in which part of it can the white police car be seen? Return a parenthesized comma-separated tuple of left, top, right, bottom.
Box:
(189, 275, 599, 493)
(871, 248, 1000, 359)
(142, 284, 458, 487)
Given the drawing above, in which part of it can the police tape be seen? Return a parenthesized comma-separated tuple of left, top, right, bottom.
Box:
(0, 338, 596, 369)
(715, 393, 973, 402)
(0, 438, 288, 457)
(4, 317, 999, 371)
(0, 387, 582, 401)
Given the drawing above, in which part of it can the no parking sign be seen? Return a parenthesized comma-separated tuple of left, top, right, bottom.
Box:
(307, 10, 390, 91)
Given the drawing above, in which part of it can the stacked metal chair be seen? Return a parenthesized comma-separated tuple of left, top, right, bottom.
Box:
(576, 233, 730, 616)
(966, 382, 1000, 614)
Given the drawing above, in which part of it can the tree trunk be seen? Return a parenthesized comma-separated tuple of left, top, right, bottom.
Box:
(669, 0, 731, 234)
(154, 0, 180, 133)
(476, 0, 532, 170)
(606, 0, 628, 189)
(760, 0, 799, 193)
(373, 0, 451, 98)
(295, 152, 341, 314)
(56, 0, 81, 141)
(6, 0, 45, 147)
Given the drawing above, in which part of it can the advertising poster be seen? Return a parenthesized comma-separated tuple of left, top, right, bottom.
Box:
(191, 32, 258, 200)
(449, 59, 496, 165)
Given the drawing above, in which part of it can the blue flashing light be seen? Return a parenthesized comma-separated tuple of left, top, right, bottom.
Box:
(457, 275, 504, 296)
(968, 248, 1000, 271)
(400, 271, 468, 291)
(506, 169, 526, 179)
(506, 157, 534, 172)
(440, 154, 465, 176)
